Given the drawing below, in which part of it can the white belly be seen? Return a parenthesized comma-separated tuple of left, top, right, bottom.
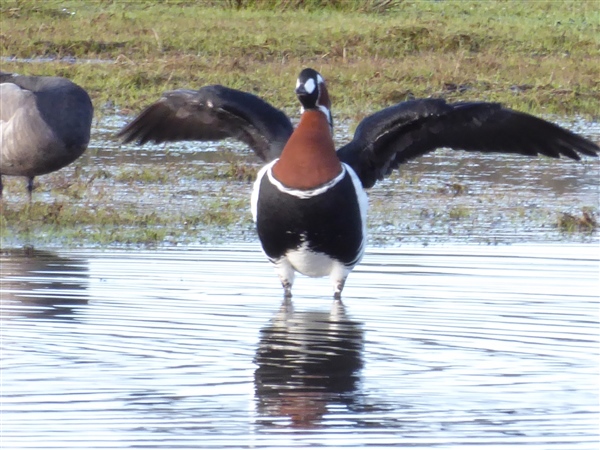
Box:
(286, 243, 339, 278)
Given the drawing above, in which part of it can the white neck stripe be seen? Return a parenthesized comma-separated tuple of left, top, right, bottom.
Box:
(318, 105, 332, 130)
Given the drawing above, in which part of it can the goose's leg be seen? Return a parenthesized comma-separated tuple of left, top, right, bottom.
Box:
(26, 176, 35, 203)
(333, 278, 346, 301)
(282, 281, 293, 299)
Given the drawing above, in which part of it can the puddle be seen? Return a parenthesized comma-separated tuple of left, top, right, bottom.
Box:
(1, 244, 598, 449)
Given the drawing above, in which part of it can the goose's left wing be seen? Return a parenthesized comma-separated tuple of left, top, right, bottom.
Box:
(337, 99, 598, 188)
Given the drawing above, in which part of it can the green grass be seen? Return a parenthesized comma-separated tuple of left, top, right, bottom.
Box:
(1, 0, 598, 118)
(0, 194, 253, 247)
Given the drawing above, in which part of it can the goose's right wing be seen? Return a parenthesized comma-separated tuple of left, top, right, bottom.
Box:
(118, 85, 294, 162)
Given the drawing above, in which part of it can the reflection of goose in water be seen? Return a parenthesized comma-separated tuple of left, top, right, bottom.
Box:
(254, 300, 364, 428)
(0, 248, 88, 320)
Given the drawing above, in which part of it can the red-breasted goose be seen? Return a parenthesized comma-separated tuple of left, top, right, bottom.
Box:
(118, 68, 598, 300)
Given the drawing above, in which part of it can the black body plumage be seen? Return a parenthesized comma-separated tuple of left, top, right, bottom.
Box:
(255, 168, 364, 268)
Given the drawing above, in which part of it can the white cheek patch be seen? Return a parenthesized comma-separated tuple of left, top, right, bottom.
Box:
(303, 78, 316, 94)
(317, 74, 324, 84)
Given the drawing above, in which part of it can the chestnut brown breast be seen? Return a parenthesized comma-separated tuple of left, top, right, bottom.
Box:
(271, 110, 342, 190)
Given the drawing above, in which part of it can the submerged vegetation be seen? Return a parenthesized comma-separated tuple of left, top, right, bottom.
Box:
(557, 209, 598, 233)
(0, 1, 598, 247)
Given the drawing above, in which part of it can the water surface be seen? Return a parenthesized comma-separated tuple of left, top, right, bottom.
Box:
(1, 244, 598, 449)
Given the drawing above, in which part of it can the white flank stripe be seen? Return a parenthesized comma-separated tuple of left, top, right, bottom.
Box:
(264, 160, 347, 199)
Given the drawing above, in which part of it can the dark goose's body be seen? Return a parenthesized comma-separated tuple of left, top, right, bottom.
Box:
(0, 72, 93, 198)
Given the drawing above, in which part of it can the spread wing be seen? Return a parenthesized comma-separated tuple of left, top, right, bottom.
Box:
(337, 99, 599, 188)
(118, 85, 294, 162)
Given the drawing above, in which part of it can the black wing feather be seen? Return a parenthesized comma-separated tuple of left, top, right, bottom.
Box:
(338, 99, 599, 188)
(118, 85, 294, 162)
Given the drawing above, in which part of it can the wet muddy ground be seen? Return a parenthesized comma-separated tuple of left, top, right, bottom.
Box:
(0, 116, 598, 247)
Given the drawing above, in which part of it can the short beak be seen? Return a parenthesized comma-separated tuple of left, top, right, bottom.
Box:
(295, 85, 308, 96)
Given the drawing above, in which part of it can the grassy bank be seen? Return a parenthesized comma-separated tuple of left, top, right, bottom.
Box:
(1, 1, 599, 118)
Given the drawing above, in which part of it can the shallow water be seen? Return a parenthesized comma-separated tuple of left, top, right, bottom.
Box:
(86, 115, 600, 244)
(1, 244, 598, 449)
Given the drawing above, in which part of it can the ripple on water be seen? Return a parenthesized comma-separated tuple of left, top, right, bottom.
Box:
(0, 244, 598, 449)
